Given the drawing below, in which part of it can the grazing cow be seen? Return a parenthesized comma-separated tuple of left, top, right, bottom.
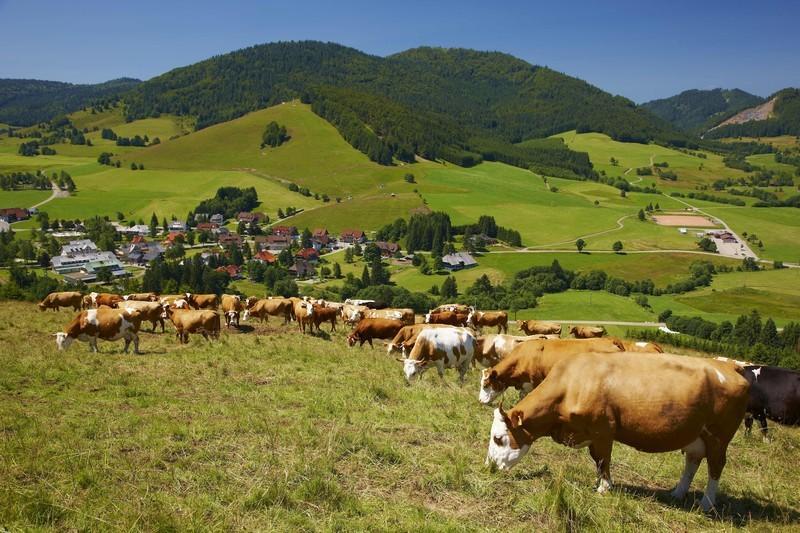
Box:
(570, 325, 606, 338)
(82, 292, 123, 309)
(185, 293, 219, 310)
(365, 308, 415, 326)
(740, 365, 800, 440)
(117, 300, 165, 332)
(479, 337, 626, 404)
(159, 294, 188, 306)
(468, 310, 508, 334)
(123, 292, 159, 302)
(485, 352, 749, 511)
(473, 334, 533, 368)
(425, 310, 469, 327)
(347, 318, 405, 348)
(518, 320, 562, 336)
(398, 327, 477, 384)
(54, 307, 143, 354)
(386, 324, 454, 355)
(620, 340, 664, 353)
(243, 297, 293, 324)
(221, 294, 245, 328)
(341, 303, 369, 325)
(431, 303, 471, 314)
(38, 291, 83, 312)
(310, 304, 338, 333)
(163, 307, 220, 344)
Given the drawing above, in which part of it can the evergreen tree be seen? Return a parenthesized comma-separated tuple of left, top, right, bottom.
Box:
(301, 228, 312, 249)
(576, 238, 586, 253)
(149, 212, 158, 237)
(370, 256, 389, 285)
(440, 276, 458, 299)
(759, 318, 781, 348)
(361, 265, 371, 287)
(333, 262, 342, 278)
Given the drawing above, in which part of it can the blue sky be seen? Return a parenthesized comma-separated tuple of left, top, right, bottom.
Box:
(1, 0, 797, 102)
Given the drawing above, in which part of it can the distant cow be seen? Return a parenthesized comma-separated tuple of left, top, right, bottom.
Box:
(425, 310, 469, 327)
(570, 325, 605, 338)
(54, 307, 143, 354)
(431, 303, 471, 315)
(159, 294, 188, 307)
(221, 294, 245, 328)
(386, 324, 454, 355)
(518, 320, 561, 336)
(620, 340, 664, 353)
(163, 307, 220, 344)
(185, 293, 219, 310)
(82, 292, 123, 309)
(243, 297, 293, 324)
(474, 334, 533, 368)
(117, 300, 165, 332)
(123, 292, 159, 302)
(348, 318, 405, 348)
(310, 304, 339, 333)
(469, 310, 508, 334)
(366, 308, 415, 326)
(485, 352, 749, 512)
(398, 327, 477, 384)
(39, 291, 82, 312)
(741, 365, 800, 440)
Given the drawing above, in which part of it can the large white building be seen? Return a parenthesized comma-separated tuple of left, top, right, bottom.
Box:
(51, 239, 127, 281)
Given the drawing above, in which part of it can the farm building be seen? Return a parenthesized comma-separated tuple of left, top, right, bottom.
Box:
(339, 229, 365, 244)
(442, 252, 477, 271)
(51, 239, 127, 280)
(0, 207, 29, 222)
(375, 241, 400, 257)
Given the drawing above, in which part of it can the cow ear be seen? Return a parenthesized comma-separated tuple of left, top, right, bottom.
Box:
(508, 409, 523, 428)
(489, 369, 498, 380)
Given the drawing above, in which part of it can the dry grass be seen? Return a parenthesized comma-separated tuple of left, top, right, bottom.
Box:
(1, 301, 799, 530)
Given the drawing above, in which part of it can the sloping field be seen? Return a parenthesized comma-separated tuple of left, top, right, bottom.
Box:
(703, 207, 800, 261)
(0, 189, 51, 209)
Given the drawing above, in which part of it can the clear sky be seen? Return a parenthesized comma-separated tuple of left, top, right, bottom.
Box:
(1, 0, 797, 103)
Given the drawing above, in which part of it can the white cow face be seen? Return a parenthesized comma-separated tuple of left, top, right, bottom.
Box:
(54, 332, 74, 351)
(479, 369, 504, 404)
(242, 310, 250, 321)
(486, 408, 530, 470)
(402, 358, 427, 382)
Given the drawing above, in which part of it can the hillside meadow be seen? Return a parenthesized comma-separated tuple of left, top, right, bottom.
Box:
(1, 301, 799, 530)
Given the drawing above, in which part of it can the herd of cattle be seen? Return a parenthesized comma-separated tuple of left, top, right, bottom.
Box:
(38, 290, 800, 512)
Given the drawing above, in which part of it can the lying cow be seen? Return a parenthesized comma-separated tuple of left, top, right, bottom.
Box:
(431, 303, 471, 314)
(243, 297, 293, 324)
(185, 293, 219, 310)
(620, 340, 663, 353)
(486, 351, 748, 512)
(54, 307, 143, 354)
(163, 307, 220, 344)
(741, 365, 800, 440)
(386, 324, 454, 355)
(348, 318, 405, 348)
(83, 292, 123, 309)
(425, 310, 469, 327)
(366, 308, 415, 326)
(518, 320, 561, 336)
(221, 294, 244, 328)
(479, 337, 626, 403)
(570, 325, 605, 338)
(474, 334, 533, 368)
(398, 327, 477, 384)
(39, 291, 83, 312)
(123, 292, 159, 302)
(117, 300, 165, 332)
(468, 310, 508, 334)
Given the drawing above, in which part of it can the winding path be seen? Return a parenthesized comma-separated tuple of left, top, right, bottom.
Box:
(30, 182, 69, 209)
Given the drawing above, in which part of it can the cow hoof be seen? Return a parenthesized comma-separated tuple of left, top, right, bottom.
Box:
(596, 479, 612, 494)
(670, 487, 687, 500)
(700, 496, 715, 513)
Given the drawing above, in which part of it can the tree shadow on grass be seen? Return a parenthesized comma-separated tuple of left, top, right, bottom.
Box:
(615, 483, 800, 525)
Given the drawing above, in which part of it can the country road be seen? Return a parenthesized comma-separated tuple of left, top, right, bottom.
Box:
(30, 182, 69, 210)
(509, 319, 666, 328)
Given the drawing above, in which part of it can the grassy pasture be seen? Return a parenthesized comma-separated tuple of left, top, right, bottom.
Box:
(746, 153, 797, 174)
(1, 301, 799, 530)
(0, 189, 51, 209)
(287, 193, 424, 235)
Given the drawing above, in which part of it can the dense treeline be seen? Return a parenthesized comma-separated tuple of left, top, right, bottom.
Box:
(706, 89, 800, 138)
(193, 187, 259, 219)
(141, 255, 231, 295)
(0, 171, 51, 190)
(641, 88, 764, 133)
(405, 212, 452, 255)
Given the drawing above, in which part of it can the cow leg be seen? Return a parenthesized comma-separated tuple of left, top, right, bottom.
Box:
(367, 339, 373, 348)
(132, 333, 140, 354)
(123, 337, 131, 353)
(671, 437, 705, 501)
(744, 413, 753, 435)
(90, 337, 99, 353)
(589, 440, 614, 493)
(701, 438, 728, 512)
(160, 317, 165, 333)
(757, 413, 769, 442)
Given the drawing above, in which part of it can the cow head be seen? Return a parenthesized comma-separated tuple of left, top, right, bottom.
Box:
(479, 368, 506, 404)
(242, 309, 250, 321)
(38, 302, 47, 311)
(569, 326, 578, 335)
(54, 332, 74, 351)
(398, 357, 428, 382)
(245, 296, 258, 309)
(486, 406, 530, 470)
(347, 333, 359, 347)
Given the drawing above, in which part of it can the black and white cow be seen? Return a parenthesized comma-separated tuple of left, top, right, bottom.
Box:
(742, 365, 800, 440)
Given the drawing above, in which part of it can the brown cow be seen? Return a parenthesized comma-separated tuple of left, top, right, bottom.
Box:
(398, 327, 477, 384)
(117, 300, 165, 332)
(486, 352, 749, 511)
(123, 292, 159, 302)
(365, 308, 415, 325)
(570, 325, 606, 338)
(54, 307, 143, 353)
(473, 334, 533, 368)
(82, 292, 123, 309)
(310, 304, 338, 333)
(243, 297, 293, 324)
(620, 340, 664, 353)
(185, 293, 219, 310)
(221, 294, 245, 328)
(469, 310, 508, 334)
(347, 318, 405, 348)
(425, 310, 469, 327)
(479, 337, 626, 404)
(290, 298, 315, 334)
(386, 324, 454, 355)
(431, 303, 471, 314)
(39, 291, 83, 312)
(518, 320, 561, 336)
(159, 294, 188, 306)
(163, 307, 220, 344)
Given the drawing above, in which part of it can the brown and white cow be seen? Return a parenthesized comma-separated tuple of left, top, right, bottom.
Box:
(39, 291, 83, 312)
(340, 303, 369, 325)
(431, 303, 471, 315)
(468, 310, 508, 334)
(243, 297, 293, 324)
(386, 324, 454, 355)
(570, 325, 606, 338)
(518, 320, 561, 336)
(185, 293, 219, 310)
(123, 292, 159, 302)
(473, 334, 533, 368)
(54, 307, 143, 354)
(159, 294, 188, 307)
(479, 337, 626, 404)
(117, 300, 165, 332)
(82, 292, 123, 309)
(398, 327, 477, 384)
(486, 352, 749, 511)
(347, 318, 405, 348)
(163, 307, 220, 344)
(425, 310, 469, 327)
(221, 294, 245, 328)
(365, 308, 415, 326)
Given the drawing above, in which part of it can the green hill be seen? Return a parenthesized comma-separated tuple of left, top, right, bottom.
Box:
(705, 88, 800, 138)
(642, 88, 763, 132)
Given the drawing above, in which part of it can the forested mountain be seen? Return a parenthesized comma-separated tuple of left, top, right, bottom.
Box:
(642, 88, 763, 132)
(0, 78, 141, 126)
(704, 88, 800, 139)
(124, 41, 687, 175)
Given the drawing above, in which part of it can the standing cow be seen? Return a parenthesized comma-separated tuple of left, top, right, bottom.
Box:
(185, 293, 219, 310)
(82, 292, 123, 309)
(117, 300, 165, 332)
(123, 292, 159, 302)
(468, 310, 508, 334)
(386, 324, 454, 355)
(741, 365, 800, 440)
(425, 310, 469, 327)
(163, 307, 220, 344)
(473, 334, 533, 368)
(54, 307, 143, 354)
(310, 304, 339, 333)
(221, 294, 245, 328)
(243, 297, 293, 324)
(39, 291, 83, 312)
(348, 318, 405, 348)
(398, 327, 477, 384)
(485, 352, 749, 512)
